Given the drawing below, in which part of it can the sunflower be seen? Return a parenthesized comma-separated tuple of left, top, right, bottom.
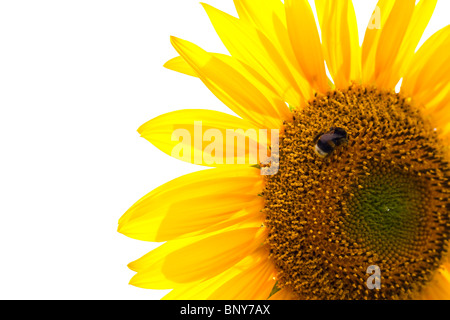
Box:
(118, 0, 450, 300)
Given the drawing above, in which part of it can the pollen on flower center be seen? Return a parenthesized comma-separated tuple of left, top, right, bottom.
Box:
(262, 84, 450, 300)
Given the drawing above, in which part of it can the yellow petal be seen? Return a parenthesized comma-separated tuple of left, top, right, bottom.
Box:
(170, 36, 290, 129)
(361, 0, 396, 83)
(128, 226, 268, 289)
(202, 2, 309, 107)
(234, 0, 314, 103)
(163, 56, 197, 77)
(164, 52, 279, 97)
(401, 26, 450, 127)
(285, 0, 329, 93)
(402, 25, 450, 97)
(416, 264, 450, 300)
(118, 166, 264, 242)
(164, 53, 234, 78)
(164, 52, 300, 131)
(165, 3, 311, 105)
(376, 0, 437, 89)
(315, 0, 361, 88)
(234, 0, 286, 41)
(392, 0, 437, 78)
(207, 249, 276, 300)
(137, 109, 269, 167)
(163, 247, 276, 300)
(373, 0, 415, 89)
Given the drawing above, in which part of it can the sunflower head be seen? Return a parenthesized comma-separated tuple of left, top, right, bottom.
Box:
(263, 84, 450, 299)
(119, 0, 450, 300)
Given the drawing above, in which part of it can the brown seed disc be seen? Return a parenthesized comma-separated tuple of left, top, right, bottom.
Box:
(263, 84, 450, 300)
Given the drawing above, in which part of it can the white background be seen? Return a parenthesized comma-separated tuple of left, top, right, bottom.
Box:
(0, 0, 448, 300)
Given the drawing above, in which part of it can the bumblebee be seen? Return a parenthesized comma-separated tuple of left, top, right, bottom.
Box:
(313, 127, 349, 158)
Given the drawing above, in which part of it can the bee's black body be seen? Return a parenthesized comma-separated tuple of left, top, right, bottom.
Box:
(314, 127, 349, 158)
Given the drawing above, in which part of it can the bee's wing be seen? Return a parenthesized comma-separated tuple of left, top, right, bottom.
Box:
(313, 132, 323, 143)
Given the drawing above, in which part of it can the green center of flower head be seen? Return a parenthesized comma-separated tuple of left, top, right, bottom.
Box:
(262, 84, 450, 300)
(345, 171, 429, 260)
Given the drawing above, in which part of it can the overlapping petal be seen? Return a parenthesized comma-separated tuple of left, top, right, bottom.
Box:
(163, 247, 276, 300)
(234, 0, 315, 102)
(372, 0, 415, 88)
(128, 225, 267, 289)
(165, 52, 280, 97)
(202, 3, 306, 107)
(138, 109, 268, 166)
(164, 56, 198, 77)
(233, 0, 286, 43)
(362, 0, 438, 89)
(402, 25, 450, 129)
(118, 166, 264, 242)
(315, 0, 361, 88)
(362, 0, 395, 83)
(171, 36, 291, 129)
(417, 264, 450, 300)
(390, 0, 437, 82)
(285, 0, 329, 93)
